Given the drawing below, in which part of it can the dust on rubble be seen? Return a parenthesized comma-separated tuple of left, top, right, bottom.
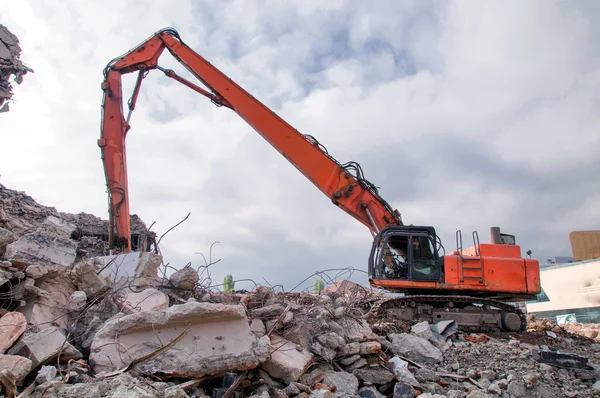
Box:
(0, 24, 33, 113)
(1, 182, 600, 398)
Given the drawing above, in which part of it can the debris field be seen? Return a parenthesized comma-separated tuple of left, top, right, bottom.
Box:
(2, 179, 600, 398)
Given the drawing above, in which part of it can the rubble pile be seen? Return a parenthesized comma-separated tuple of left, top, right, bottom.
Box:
(0, 24, 33, 113)
(1, 184, 600, 398)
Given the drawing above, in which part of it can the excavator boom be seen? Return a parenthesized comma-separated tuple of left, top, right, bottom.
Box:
(99, 28, 402, 251)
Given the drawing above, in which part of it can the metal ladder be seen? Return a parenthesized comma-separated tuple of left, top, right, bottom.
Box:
(456, 230, 484, 283)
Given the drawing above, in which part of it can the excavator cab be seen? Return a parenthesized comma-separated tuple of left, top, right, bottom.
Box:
(368, 225, 442, 284)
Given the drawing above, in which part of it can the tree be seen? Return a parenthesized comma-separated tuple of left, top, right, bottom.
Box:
(313, 279, 324, 294)
(223, 274, 235, 292)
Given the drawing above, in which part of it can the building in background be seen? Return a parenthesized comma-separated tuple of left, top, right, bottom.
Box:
(526, 230, 600, 324)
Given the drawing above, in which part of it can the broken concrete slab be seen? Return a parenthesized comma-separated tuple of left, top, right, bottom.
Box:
(388, 333, 443, 365)
(90, 301, 271, 377)
(4, 229, 77, 270)
(7, 326, 82, 368)
(261, 334, 314, 384)
(95, 251, 162, 290)
(0, 354, 32, 386)
(0, 311, 26, 353)
(122, 288, 169, 314)
(18, 276, 78, 332)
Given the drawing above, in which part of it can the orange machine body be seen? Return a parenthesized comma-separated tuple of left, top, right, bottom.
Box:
(371, 242, 541, 299)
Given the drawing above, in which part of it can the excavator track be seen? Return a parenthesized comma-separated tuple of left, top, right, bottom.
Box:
(372, 295, 527, 333)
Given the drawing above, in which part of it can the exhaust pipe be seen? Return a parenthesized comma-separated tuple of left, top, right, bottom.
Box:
(490, 227, 502, 244)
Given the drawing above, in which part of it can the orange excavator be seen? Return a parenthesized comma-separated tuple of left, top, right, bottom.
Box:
(99, 28, 540, 332)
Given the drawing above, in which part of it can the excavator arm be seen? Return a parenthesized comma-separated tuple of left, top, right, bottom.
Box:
(99, 28, 402, 251)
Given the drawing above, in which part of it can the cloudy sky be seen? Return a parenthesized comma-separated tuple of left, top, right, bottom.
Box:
(1, 0, 598, 292)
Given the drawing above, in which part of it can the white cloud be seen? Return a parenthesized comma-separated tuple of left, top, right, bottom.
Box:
(1, 0, 598, 290)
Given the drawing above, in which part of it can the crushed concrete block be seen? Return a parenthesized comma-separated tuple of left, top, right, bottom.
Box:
(251, 318, 266, 337)
(35, 365, 58, 384)
(0, 311, 26, 353)
(337, 317, 379, 342)
(316, 332, 345, 350)
(90, 301, 271, 377)
(68, 291, 87, 312)
(252, 304, 286, 319)
(8, 326, 82, 368)
(359, 341, 381, 355)
(323, 370, 359, 396)
(261, 334, 313, 384)
(0, 227, 17, 257)
(0, 354, 32, 386)
(352, 367, 395, 385)
(25, 263, 48, 279)
(337, 342, 360, 357)
(18, 276, 77, 332)
(95, 251, 162, 290)
(340, 354, 361, 366)
(122, 288, 169, 313)
(311, 341, 336, 361)
(169, 266, 199, 290)
(346, 358, 368, 372)
(388, 333, 443, 365)
(72, 257, 111, 298)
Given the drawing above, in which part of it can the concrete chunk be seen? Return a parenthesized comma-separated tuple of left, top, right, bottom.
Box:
(5, 231, 76, 269)
(90, 301, 271, 377)
(123, 288, 169, 313)
(0, 311, 26, 353)
(0, 354, 32, 386)
(261, 334, 313, 384)
(95, 252, 162, 290)
(8, 326, 82, 368)
(388, 333, 443, 365)
(18, 277, 78, 332)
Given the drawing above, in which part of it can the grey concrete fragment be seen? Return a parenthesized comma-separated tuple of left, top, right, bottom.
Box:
(311, 341, 336, 361)
(352, 367, 394, 385)
(337, 342, 360, 356)
(261, 334, 313, 384)
(340, 354, 361, 366)
(8, 326, 82, 368)
(122, 288, 169, 313)
(252, 304, 286, 319)
(317, 332, 345, 349)
(25, 263, 48, 279)
(95, 251, 162, 290)
(388, 333, 443, 365)
(251, 318, 266, 337)
(346, 358, 368, 372)
(35, 365, 58, 384)
(5, 222, 77, 269)
(169, 266, 199, 290)
(72, 257, 111, 299)
(90, 301, 271, 377)
(323, 370, 359, 395)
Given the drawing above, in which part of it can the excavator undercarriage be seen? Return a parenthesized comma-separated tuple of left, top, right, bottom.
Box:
(374, 295, 527, 333)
